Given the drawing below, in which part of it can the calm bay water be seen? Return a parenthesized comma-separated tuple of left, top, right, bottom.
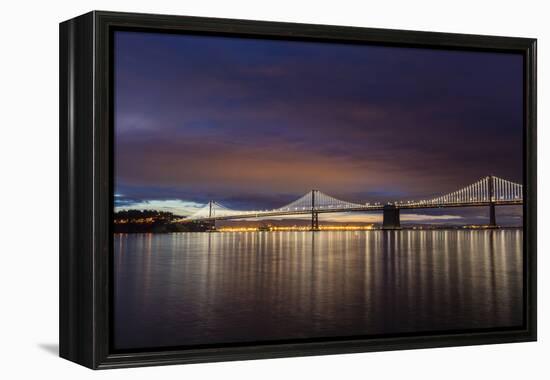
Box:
(114, 230, 523, 350)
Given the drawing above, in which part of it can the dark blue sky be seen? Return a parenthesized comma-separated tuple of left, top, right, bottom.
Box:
(114, 31, 523, 225)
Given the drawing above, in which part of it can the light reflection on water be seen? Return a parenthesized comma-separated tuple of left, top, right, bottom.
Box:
(114, 230, 523, 350)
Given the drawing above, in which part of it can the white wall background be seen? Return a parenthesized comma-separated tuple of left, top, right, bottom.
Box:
(0, 0, 547, 378)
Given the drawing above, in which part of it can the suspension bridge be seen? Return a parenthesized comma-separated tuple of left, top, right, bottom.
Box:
(184, 176, 523, 229)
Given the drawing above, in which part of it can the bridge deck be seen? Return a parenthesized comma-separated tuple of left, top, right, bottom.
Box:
(187, 200, 522, 222)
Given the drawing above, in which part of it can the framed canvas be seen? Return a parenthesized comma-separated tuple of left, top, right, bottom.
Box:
(59, 11, 537, 369)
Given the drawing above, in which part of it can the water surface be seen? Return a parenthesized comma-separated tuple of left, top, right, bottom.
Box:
(114, 230, 523, 350)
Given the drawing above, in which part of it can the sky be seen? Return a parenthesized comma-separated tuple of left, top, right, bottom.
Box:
(114, 31, 524, 225)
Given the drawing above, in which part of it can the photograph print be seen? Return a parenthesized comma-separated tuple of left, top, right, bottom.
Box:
(113, 30, 525, 351)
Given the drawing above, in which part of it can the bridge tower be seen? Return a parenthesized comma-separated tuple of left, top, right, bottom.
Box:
(208, 201, 216, 231)
(311, 190, 319, 231)
(488, 176, 496, 227)
(382, 204, 400, 230)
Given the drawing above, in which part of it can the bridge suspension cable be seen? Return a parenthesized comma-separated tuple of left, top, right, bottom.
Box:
(492, 176, 523, 201)
(275, 190, 362, 211)
(186, 201, 241, 220)
(397, 176, 522, 207)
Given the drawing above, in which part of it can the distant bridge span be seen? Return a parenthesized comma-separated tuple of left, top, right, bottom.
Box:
(184, 175, 523, 229)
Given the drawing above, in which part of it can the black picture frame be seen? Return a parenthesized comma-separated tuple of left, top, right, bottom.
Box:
(59, 10, 537, 369)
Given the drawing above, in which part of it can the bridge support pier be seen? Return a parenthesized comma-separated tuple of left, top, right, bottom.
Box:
(311, 189, 320, 231)
(311, 212, 319, 231)
(207, 220, 216, 231)
(489, 203, 496, 227)
(382, 205, 401, 230)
